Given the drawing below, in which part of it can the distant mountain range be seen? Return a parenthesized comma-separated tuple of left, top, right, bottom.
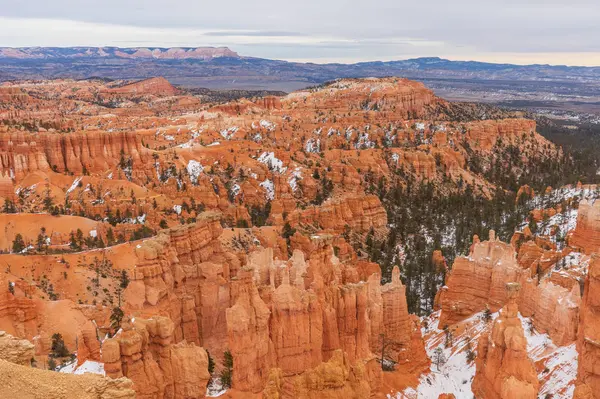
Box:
(0, 46, 239, 60)
(1, 46, 600, 112)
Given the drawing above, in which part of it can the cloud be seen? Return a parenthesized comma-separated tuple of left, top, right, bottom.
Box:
(0, 1, 600, 64)
(204, 31, 305, 37)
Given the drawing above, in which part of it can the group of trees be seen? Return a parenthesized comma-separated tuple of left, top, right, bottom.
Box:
(351, 123, 594, 315)
(206, 350, 234, 389)
(47, 333, 71, 370)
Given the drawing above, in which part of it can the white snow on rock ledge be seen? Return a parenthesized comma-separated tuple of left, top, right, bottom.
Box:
(66, 177, 83, 195)
(220, 126, 238, 140)
(257, 152, 286, 173)
(187, 160, 204, 184)
(59, 359, 105, 376)
(260, 179, 275, 200)
(393, 311, 494, 399)
(519, 314, 578, 399)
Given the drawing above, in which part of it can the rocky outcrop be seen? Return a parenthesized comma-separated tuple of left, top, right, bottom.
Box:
(102, 316, 210, 399)
(518, 279, 581, 346)
(0, 280, 38, 339)
(226, 269, 273, 393)
(285, 78, 441, 119)
(380, 267, 429, 371)
(262, 350, 374, 399)
(287, 195, 387, 234)
(465, 119, 538, 151)
(0, 331, 34, 366)
(0, 130, 148, 180)
(570, 199, 600, 254)
(0, 358, 136, 399)
(576, 254, 600, 397)
(472, 283, 539, 399)
(107, 77, 179, 96)
(439, 232, 523, 326)
(269, 272, 323, 375)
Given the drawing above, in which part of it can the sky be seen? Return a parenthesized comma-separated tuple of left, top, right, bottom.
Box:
(1, 0, 600, 66)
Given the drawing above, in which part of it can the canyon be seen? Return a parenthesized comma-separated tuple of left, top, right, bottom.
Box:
(0, 75, 596, 398)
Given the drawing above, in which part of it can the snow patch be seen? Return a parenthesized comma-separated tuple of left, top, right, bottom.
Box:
(258, 152, 286, 173)
(66, 177, 82, 195)
(186, 160, 204, 185)
(260, 179, 275, 201)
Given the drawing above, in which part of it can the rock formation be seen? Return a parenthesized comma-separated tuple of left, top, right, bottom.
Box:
(576, 254, 600, 397)
(518, 279, 581, 346)
(107, 77, 179, 96)
(439, 232, 523, 326)
(0, 329, 135, 398)
(0, 358, 136, 398)
(287, 195, 388, 234)
(102, 316, 210, 399)
(0, 130, 148, 180)
(570, 199, 600, 254)
(0, 330, 34, 366)
(0, 76, 569, 398)
(472, 283, 539, 399)
(262, 350, 373, 399)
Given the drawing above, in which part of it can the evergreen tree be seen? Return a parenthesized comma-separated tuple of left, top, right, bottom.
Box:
(110, 307, 124, 335)
(12, 234, 26, 253)
(207, 351, 216, 374)
(51, 333, 70, 358)
(220, 350, 233, 388)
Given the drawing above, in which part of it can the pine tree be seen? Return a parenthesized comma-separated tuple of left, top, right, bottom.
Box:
(110, 307, 124, 335)
(51, 333, 70, 358)
(120, 270, 130, 289)
(12, 234, 26, 253)
(207, 351, 216, 374)
(220, 350, 233, 388)
(433, 347, 446, 371)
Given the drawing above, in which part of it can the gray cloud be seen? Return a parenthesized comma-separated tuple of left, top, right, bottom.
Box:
(0, 0, 599, 64)
(204, 31, 305, 37)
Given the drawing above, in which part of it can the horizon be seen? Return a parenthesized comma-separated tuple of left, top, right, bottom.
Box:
(2, 44, 600, 69)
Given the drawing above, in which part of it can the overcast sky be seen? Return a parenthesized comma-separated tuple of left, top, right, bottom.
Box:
(1, 0, 599, 65)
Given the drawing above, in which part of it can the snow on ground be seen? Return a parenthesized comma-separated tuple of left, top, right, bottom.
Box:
(66, 177, 83, 195)
(206, 377, 227, 397)
(393, 311, 492, 398)
(529, 185, 599, 210)
(186, 160, 204, 184)
(229, 183, 241, 199)
(173, 205, 182, 215)
(258, 152, 287, 173)
(305, 138, 321, 153)
(260, 179, 275, 201)
(391, 311, 577, 398)
(59, 359, 105, 376)
(519, 315, 578, 399)
(288, 168, 303, 192)
(260, 119, 276, 131)
(124, 214, 147, 225)
(220, 126, 238, 140)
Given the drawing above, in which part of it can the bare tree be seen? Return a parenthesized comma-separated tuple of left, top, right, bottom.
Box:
(433, 347, 447, 371)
